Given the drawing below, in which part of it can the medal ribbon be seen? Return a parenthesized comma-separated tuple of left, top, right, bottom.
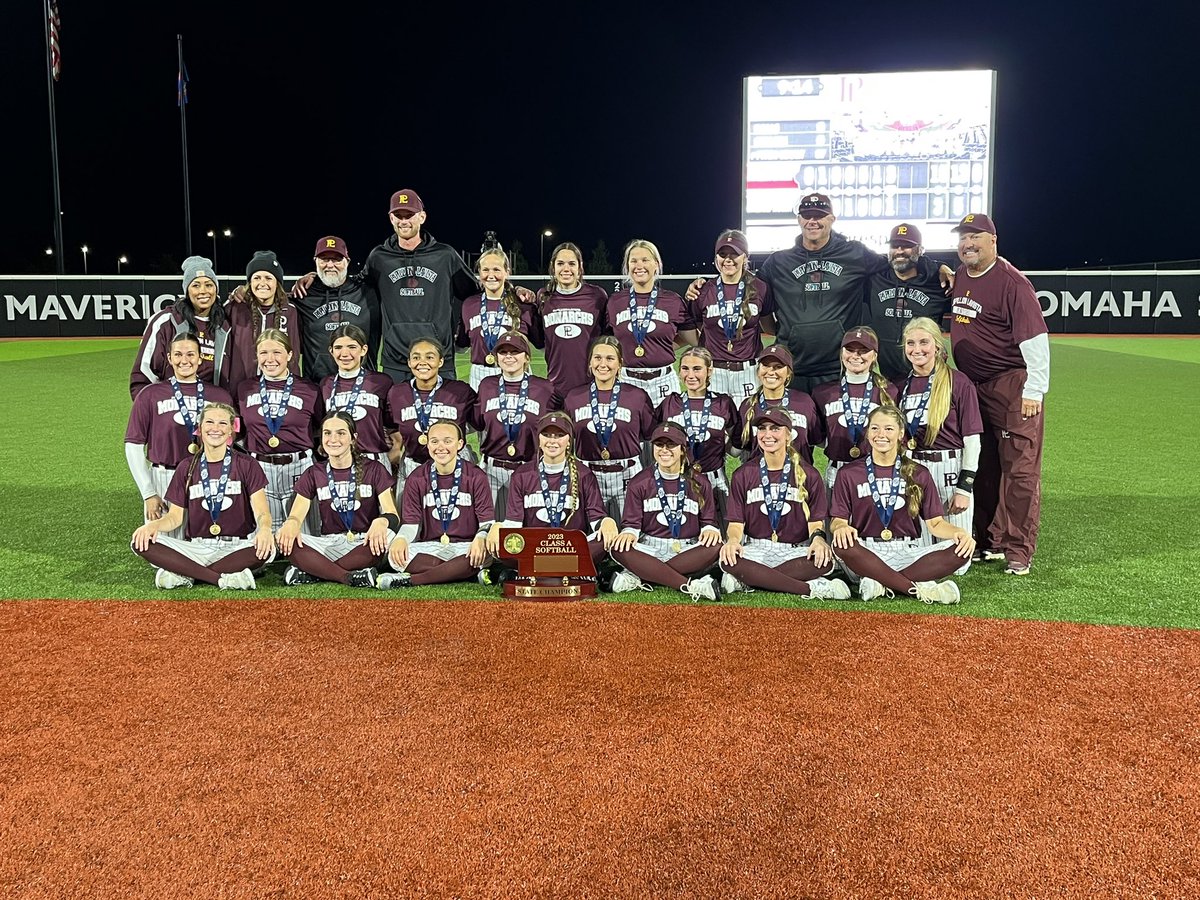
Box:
(480, 295, 507, 356)
(840, 378, 873, 445)
(325, 462, 358, 534)
(758, 456, 792, 537)
(589, 380, 622, 455)
(411, 376, 443, 437)
(259, 373, 295, 443)
(169, 376, 204, 438)
(683, 393, 713, 463)
(653, 469, 686, 539)
(718, 280, 745, 345)
(538, 462, 570, 527)
(328, 371, 365, 415)
(865, 455, 902, 532)
(627, 285, 659, 354)
(200, 448, 233, 529)
(900, 373, 933, 446)
(431, 458, 463, 538)
(501, 374, 531, 446)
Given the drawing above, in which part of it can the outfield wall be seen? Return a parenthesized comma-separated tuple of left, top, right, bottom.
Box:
(2, 271, 1197, 338)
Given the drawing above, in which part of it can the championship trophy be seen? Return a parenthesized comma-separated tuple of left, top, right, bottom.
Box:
(496, 528, 597, 601)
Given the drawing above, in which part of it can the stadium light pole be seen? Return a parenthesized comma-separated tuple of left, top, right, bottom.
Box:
(118, 255, 128, 274)
(222, 228, 233, 271)
(81, 245, 89, 275)
(540, 229, 553, 270)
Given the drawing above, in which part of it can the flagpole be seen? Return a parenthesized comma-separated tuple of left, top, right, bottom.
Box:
(178, 34, 193, 257)
(43, 0, 65, 274)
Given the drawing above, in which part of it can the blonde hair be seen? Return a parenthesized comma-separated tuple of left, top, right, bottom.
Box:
(256, 327, 292, 354)
(902, 317, 951, 447)
(621, 239, 663, 283)
(867, 406, 923, 518)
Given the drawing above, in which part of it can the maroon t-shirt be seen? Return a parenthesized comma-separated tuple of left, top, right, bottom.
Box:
(619, 468, 718, 539)
(658, 392, 740, 475)
(386, 379, 478, 465)
(225, 302, 301, 390)
(236, 376, 320, 454)
(504, 461, 607, 531)
(606, 287, 693, 368)
(164, 450, 268, 540)
(950, 257, 1046, 385)
(293, 458, 396, 535)
(812, 378, 893, 464)
(400, 461, 495, 542)
(125, 379, 235, 467)
(475, 374, 558, 462)
(561, 382, 656, 462)
(691, 276, 774, 364)
(538, 284, 609, 400)
(316, 370, 395, 454)
(830, 458, 943, 540)
(736, 389, 825, 463)
(461, 294, 537, 366)
(727, 458, 828, 543)
(897, 369, 984, 450)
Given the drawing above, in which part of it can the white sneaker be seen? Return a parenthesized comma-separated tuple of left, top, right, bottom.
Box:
(155, 568, 193, 590)
(982, 550, 1006, 563)
(805, 577, 851, 600)
(217, 568, 257, 591)
(682, 574, 718, 602)
(858, 577, 893, 601)
(377, 572, 412, 589)
(720, 572, 750, 594)
(914, 580, 961, 605)
(611, 570, 650, 593)
(1004, 564, 1031, 576)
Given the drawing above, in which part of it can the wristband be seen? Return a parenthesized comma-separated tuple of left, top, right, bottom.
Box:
(957, 469, 977, 494)
(381, 513, 401, 531)
(809, 529, 828, 542)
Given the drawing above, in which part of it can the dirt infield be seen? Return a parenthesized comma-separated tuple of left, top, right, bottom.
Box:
(2, 600, 1197, 899)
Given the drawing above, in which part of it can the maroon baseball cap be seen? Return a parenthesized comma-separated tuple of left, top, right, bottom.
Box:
(796, 192, 833, 218)
(715, 231, 749, 256)
(751, 407, 792, 430)
(494, 331, 530, 355)
(649, 422, 688, 446)
(758, 344, 793, 369)
(389, 189, 424, 216)
(842, 327, 879, 353)
(889, 224, 921, 247)
(313, 235, 349, 259)
(952, 213, 996, 235)
(537, 411, 574, 436)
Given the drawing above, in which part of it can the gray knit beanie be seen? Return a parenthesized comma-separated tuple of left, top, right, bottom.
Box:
(182, 255, 219, 293)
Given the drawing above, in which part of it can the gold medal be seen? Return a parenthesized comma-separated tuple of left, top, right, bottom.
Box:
(268, 435, 280, 448)
(771, 532, 779, 543)
(906, 438, 916, 451)
(209, 523, 221, 536)
(693, 462, 702, 472)
(600, 449, 611, 460)
(849, 446, 861, 458)
(727, 340, 733, 351)
(506, 444, 516, 457)
(880, 528, 893, 542)
(418, 433, 428, 445)
(440, 533, 451, 545)
(346, 531, 356, 542)
(187, 442, 198, 454)
(485, 353, 496, 366)
(671, 540, 682, 553)
(634, 345, 645, 358)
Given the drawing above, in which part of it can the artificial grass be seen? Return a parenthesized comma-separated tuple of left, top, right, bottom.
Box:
(1, 337, 1197, 628)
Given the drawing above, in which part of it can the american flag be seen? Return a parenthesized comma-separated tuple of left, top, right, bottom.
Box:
(48, 1, 62, 81)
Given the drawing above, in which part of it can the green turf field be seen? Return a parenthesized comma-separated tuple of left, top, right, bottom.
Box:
(2, 337, 1197, 628)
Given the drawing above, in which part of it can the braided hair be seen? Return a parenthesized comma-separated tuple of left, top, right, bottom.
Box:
(714, 228, 758, 341)
(319, 410, 365, 488)
(867, 406, 924, 518)
(477, 248, 523, 327)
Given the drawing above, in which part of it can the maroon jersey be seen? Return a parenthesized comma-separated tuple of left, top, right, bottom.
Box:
(317, 370, 395, 454)
(125, 379, 235, 467)
(561, 382, 656, 462)
(226, 302, 301, 389)
(727, 458, 828, 542)
(235, 376, 321, 454)
(812, 377, 894, 463)
(164, 450, 268, 540)
(950, 257, 1047, 384)
(461, 294, 537, 365)
(130, 310, 232, 399)
(691, 276, 774, 364)
(830, 458, 943, 541)
(619, 468, 718, 539)
(897, 369, 983, 451)
(606, 287, 693, 368)
(736, 389, 825, 463)
(294, 458, 396, 535)
(658, 392, 740, 475)
(387, 379, 478, 464)
(401, 461, 495, 542)
(538, 284, 609, 400)
(503, 460, 607, 530)
(475, 374, 557, 462)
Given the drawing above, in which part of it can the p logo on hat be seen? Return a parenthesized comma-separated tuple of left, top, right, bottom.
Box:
(389, 189, 425, 216)
(952, 213, 996, 235)
(314, 235, 349, 259)
(889, 223, 922, 247)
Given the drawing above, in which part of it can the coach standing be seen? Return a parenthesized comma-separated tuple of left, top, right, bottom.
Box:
(291, 236, 381, 383)
(949, 213, 1048, 576)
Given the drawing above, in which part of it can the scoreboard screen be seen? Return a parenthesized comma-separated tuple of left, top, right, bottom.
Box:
(742, 69, 996, 254)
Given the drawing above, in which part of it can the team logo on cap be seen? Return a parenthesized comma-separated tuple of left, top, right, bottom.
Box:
(853, 330, 866, 340)
(398, 194, 410, 204)
(963, 214, 975, 223)
(896, 226, 908, 235)
(325, 239, 337, 249)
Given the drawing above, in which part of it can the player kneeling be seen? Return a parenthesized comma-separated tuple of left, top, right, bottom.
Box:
(131, 402, 275, 590)
(276, 411, 400, 588)
(830, 406, 975, 604)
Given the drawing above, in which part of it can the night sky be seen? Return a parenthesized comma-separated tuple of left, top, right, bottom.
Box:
(6, 2, 1194, 279)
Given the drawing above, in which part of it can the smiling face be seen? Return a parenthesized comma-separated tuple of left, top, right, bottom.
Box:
(798, 211, 834, 249)
(188, 276, 218, 315)
(589, 343, 621, 386)
(199, 405, 235, 451)
(679, 353, 710, 395)
(552, 248, 582, 290)
(316, 254, 349, 288)
(408, 340, 442, 385)
(390, 209, 426, 245)
(321, 416, 355, 464)
(625, 247, 659, 290)
(250, 271, 278, 305)
(426, 422, 464, 471)
(867, 409, 904, 458)
(169, 338, 201, 381)
(256, 339, 291, 379)
(758, 360, 790, 395)
(715, 246, 746, 282)
(957, 229, 997, 273)
(755, 421, 791, 457)
(496, 345, 527, 377)
(330, 335, 367, 373)
(538, 426, 570, 464)
(841, 342, 876, 376)
(652, 438, 684, 473)
(478, 252, 508, 297)
(904, 327, 939, 375)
